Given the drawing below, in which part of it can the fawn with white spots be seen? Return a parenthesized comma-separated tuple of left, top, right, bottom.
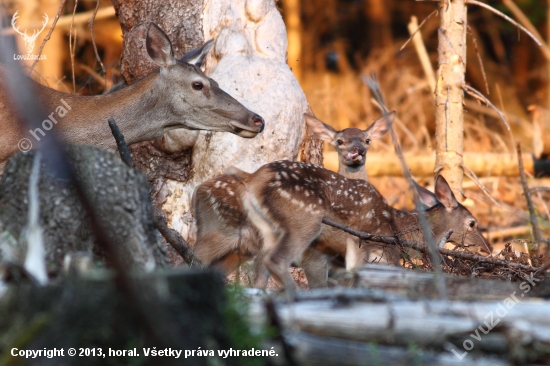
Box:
(192, 112, 394, 288)
(225, 160, 492, 289)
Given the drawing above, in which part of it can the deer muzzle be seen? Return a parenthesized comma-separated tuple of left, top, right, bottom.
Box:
(229, 113, 265, 138)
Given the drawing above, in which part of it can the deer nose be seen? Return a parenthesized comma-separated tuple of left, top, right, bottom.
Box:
(352, 146, 366, 155)
(252, 114, 265, 132)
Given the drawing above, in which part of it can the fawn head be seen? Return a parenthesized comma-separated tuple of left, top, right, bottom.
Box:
(304, 112, 394, 176)
(415, 176, 493, 254)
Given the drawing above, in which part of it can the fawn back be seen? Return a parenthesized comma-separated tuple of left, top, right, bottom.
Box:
(192, 113, 394, 287)
(226, 160, 491, 288)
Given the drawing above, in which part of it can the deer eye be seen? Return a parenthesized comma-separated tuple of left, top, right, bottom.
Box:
(468, 220, 476, 229)
(365, 139, 371, 145)
(337, 140, 343, 146)
(192, 81, 203, 90)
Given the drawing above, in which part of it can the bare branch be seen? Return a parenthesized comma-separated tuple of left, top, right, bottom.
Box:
(321, 217, 540, 273)
(30, 0, 67, 74)
(467, 26, 489, 95)
(463, 84, 511, 132)
(501, 0, 550, 61)
(69, 0, 79, 93)
(516, 143, 543, 249)
(89, 0, 107, 89)
(462, 164, 502, 208)
(400, 10, 438, 51)
(467, 0, 542, 47)
(363, 74, 447, 300)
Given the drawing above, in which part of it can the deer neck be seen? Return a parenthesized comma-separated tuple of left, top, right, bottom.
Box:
(32, 72, 165, 148)
(338, 164, 367, 180)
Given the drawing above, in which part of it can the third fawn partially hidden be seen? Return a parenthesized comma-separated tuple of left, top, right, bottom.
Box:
(226, 160, 492, 288)
(192, 113, 394, 287)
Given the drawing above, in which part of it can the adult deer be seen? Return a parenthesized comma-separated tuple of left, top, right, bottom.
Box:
(192, 112, 394, 287)
(225, 160, 492, 289)
(0, 22, 264, 171)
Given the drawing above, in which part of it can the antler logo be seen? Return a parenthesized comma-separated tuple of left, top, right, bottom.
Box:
(11, 11, 49, 55)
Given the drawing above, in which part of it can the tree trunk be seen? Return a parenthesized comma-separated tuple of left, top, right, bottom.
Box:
(111, 0, 314, 249)
(435, 0, 467, 200)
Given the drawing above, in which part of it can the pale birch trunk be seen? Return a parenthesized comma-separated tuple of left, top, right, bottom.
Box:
(435, 0, 467, 200)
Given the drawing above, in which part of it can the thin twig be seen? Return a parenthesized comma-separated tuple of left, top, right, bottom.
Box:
(467, 0, 542, 47)
(501, 0, 550, 61)
(462, 164, 502, 208)
(107, 118, 198, 265)
(69, 0, 78, 93)
(153, 212, 200, 266)
(29, 0, 67, 75)
(467, 26, 489, 95)
(463, 84, 511, 132)
(89, 0, 107, 89)
(530, 187, 550, 193)
(400, 10, 438, 51)
(517, 143, 543, 249)
(107, 118, 135, 168)
(321, 217, 540, 272)
(363, 74, 447, 300)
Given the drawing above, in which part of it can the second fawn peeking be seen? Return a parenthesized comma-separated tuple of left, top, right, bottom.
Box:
(192, 112, 394, 288)
(225, 160, 492, 289)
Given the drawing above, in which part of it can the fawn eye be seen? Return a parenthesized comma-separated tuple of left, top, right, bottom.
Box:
(337, 140, 343, 146)
(365, 139, 371, 145)
(468, 220, 475, 229)
(192, 81, 203, 90)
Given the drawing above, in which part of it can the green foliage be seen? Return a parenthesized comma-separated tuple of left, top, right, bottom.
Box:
(221, 285, 272, 366)
(496, 0, 546, 28)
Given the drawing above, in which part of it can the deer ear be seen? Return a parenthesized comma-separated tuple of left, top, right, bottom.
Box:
(146, 22, 176, 68)
(365, 111, 394, 139)
(414, 180, 438, 208)
(434, 175, 459, 209)
(304, 114, 337, 142)
(180, 39, 214, 67)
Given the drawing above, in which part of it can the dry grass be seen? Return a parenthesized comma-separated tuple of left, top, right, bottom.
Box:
(301, 40, 550, 267)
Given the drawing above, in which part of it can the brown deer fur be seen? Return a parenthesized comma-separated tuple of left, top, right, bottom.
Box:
(225, 160, 492, 288)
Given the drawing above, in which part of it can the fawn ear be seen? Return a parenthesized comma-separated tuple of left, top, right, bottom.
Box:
(304, 114, 337, 143)
(414, 180, 438, 208)
(434, 175, 459, 209)
(365, 111, 394, 140)
(180, 39, 214, 67)
(146, 23, 176, 68)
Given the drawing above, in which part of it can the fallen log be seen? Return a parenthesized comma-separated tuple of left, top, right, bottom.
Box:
(249, 286, 550, 365)
(280, 331, 510, 366)
(332, 263, 529, 301)
(323, 152, 550, 177)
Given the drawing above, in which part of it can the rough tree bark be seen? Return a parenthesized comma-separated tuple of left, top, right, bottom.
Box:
(435, 0, 467, 200)
(0, 146, 166, 276)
